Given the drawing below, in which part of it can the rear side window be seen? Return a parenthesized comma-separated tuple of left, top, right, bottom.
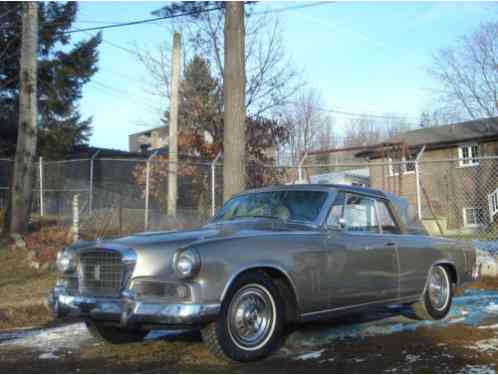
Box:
(377, 201, 401, 234)
(343, 194, 380, 233)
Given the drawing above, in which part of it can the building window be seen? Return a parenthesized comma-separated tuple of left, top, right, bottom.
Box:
(388, 156, 416, 177)
(459, 144, 480, 167)
(463, 207, 483, 227)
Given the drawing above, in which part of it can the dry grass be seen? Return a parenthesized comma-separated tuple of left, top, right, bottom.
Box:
(0, 242, 56, 329)
(466, 277, 498, 290)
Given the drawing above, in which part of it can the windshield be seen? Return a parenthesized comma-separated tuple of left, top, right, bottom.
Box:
(212, 190, 329, 223)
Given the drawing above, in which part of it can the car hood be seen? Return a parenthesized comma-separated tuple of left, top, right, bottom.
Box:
(69, 219, 315, 279)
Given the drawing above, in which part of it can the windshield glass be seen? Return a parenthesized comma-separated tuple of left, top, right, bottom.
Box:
(213, 190, 329, 223)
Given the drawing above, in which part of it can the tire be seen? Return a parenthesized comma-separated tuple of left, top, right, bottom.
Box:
(85, 319, 149, 344)
(411, 265, 453, 320)
(202, 271, 285, 362)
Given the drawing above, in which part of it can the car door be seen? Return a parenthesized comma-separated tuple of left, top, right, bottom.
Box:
(324, 192, 399, 309)
(376, 199, 432, 299)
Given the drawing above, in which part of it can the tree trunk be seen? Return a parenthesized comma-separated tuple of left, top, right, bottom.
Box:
(223, 2, 246, 202)
(9, 2, 38, 234)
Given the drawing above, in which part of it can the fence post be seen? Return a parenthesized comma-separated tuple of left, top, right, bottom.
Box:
(72, 194, 79, 243)
(298, 152, 308, 183)
(145, 151, 158, 231)
(415, 146, 426, 220)
(211, 152, 222, 216)
(39, 156, 44, 216)
(89, 150, 101, 215)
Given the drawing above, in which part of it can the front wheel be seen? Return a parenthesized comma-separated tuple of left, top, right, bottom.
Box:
(202, 271, 285, 362)
(411, 265, 453, 320)
(85, 320, 149, 344)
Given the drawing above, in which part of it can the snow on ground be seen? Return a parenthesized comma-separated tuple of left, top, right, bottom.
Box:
(460, 364, 497, 374)
(287, 289, 498, 349)
(293, 349, 325, 361)
(466, 339, 498, 353)
(0, 323, 90, 355)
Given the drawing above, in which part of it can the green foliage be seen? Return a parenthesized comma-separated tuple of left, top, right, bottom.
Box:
(0, 2, 101, 159)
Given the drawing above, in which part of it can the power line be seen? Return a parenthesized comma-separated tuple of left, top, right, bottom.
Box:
(254, 1, 335, 15)
(65, 2, 335, 34)
(64, 5, 225, 34)
(289, 103, 420, 123)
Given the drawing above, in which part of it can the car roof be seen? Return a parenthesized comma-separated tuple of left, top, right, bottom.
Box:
(237, 184, 388, 199)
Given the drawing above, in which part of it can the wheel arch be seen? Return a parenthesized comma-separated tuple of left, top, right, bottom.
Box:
(220, 265, 300, 322)
(431, 260, 458, 285)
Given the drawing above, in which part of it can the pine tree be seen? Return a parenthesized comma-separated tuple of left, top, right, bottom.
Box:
(0, 2, 101, 159)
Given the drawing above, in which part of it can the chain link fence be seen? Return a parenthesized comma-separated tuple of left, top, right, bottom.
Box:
(0, 155, 497, 243)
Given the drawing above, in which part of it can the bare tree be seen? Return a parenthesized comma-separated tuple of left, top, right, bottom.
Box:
(430, 21, 498, 121)
(343, 115, 412, 147)
(280, 88, 336, 165)
(135, 6, 301, 119)
(9, 2, 38, 234)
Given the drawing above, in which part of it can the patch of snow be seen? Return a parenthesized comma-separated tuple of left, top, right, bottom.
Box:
(351, 357, 367, 363)
(479, 324, 498, 330)
(405, 354, 421, 363)
(460, 364, 496, 374)
(466, 339, 498, 353)
(39, 352, 59, 360)
(486, 304, 498, 313)
(294, 349, 325, 361)
(0, 323, 90, 352)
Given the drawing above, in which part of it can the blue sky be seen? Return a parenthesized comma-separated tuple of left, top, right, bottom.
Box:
(72, 1, 496, 151)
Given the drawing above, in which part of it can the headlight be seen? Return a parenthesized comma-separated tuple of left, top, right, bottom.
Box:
(173, 248, 200, 279)
(56, 249, 77, 273)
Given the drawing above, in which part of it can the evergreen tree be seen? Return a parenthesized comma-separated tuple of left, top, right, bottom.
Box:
(0, 2, 101, 159)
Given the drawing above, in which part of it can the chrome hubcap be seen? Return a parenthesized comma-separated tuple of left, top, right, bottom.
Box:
(228, 285, 275, 350)
(428, 267, 449, 311)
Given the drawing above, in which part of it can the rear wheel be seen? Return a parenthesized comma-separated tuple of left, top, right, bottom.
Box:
(85, 320, 149, 344)
(202, 271, 285, 362)
(411, 265, 453, 320)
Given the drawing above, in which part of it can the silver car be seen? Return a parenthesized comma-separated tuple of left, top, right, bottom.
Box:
(48, 184, 477, 362)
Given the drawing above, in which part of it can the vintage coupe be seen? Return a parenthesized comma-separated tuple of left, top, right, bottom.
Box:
(48, 185, 477, 362)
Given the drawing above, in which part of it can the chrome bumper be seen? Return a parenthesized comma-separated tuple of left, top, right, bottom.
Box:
(47, 286, 220, 327)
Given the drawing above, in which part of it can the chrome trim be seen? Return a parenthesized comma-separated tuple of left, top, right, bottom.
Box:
(47, 286, 220, 326)
(300, 295, 421, 318)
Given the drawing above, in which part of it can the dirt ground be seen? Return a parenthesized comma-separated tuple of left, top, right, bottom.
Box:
(2, 243, 498, 373)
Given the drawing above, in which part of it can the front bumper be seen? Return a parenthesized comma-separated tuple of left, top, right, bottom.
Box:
(47, 286, 221, 327)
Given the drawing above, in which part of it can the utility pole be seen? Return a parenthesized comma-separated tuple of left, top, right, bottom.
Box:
(167, 32, 181, 217)
(9, 2, 38, 234)
(223, 2, 246, 202)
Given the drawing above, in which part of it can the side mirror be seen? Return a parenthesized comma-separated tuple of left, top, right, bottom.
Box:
(338, 218, 347, 229)
(323, 217, 347, 232)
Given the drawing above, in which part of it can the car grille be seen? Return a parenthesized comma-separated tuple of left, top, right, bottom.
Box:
(78, 250, 125, 297)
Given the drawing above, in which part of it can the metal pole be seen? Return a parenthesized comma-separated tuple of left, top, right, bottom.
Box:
(145, 151, 158, 231)
(73, 194, 79, 243)
(39, 156, 43, 216)
(298, 152, 308, 183)
(89, 150, 101, 215)
(415, 146, 426, 220)
(211, 152, 222, 216)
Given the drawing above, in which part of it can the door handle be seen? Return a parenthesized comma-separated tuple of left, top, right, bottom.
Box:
(385, 242, 397, 247)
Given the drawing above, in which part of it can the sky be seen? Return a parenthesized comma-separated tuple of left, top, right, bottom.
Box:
(72, 1, 497, 151)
